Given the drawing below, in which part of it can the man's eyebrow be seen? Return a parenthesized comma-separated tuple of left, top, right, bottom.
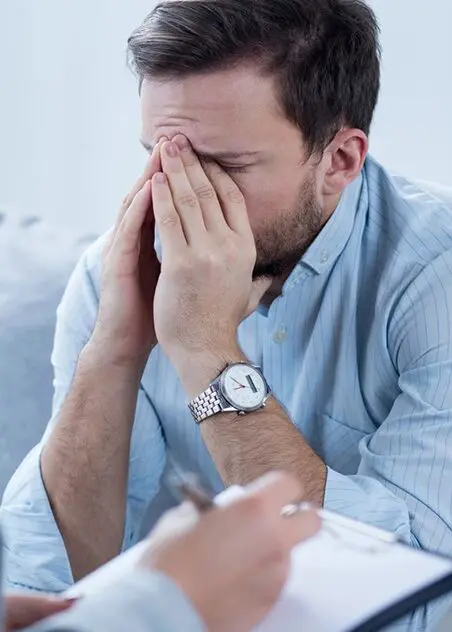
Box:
(140, 139, 262, 161)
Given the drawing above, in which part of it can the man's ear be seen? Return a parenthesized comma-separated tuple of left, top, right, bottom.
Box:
(321, 129, 368, 196)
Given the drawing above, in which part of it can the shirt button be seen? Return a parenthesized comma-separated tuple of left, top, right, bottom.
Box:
(320, 251, 329, 264)
(273, 327, 287, 344)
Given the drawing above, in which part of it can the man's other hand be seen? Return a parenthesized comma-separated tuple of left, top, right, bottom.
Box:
(91, 138, 166, 372)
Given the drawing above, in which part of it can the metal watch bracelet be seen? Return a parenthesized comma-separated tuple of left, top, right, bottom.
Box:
(188, 384, 223, 423)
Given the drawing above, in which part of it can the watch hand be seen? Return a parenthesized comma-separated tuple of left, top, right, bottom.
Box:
(231, 378, 246, 388)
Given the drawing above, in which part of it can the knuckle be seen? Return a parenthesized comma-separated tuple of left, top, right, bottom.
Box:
(194, 184, 216, 201)
(197, 250, 220, 270)
(223, 234, 238, 255)
(224, 244, 238, 266)
(226, 187, 245, 204)
(178, 193, 199, 208)
(159, 213, 180, 229)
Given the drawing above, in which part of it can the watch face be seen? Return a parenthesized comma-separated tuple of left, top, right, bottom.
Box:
(221, 364, 267, 411)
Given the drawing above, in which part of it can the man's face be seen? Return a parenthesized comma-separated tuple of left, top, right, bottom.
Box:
(140, 65, 326, 278)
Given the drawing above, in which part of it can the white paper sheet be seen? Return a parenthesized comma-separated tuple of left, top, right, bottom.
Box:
(66, 488, 452, 632)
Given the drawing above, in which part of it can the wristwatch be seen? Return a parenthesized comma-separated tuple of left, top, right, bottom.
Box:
(188, 362, 271, 424)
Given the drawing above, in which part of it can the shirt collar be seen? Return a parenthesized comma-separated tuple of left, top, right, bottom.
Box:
(283, 170, 364, 293)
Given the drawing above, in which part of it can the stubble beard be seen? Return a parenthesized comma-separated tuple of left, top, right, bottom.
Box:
(252, 177, 324, 280)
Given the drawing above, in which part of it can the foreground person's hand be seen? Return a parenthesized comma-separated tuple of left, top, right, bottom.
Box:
(140, 472, 320, 632)
(4, 594, 74, 631)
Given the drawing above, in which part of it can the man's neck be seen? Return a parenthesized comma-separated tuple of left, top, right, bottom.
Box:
(260, 191, 343, 309)
(260, 268, 295, 308)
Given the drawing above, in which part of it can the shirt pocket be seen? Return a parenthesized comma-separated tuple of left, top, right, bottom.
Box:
(311, 413, 369, 475)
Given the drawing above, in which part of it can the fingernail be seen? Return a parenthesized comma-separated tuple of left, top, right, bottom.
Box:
(165, 142, 178, 158)
(154, 172, 167, 184)
(51, 597, 77, 609)
(174, 136, 190, 151)
(65, 597, 78, 606)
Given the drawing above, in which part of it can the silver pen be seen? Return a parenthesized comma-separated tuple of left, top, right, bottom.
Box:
(166, 457, 215, 513)
(167, 461, 398, 545)
(283, 502, 398, 544)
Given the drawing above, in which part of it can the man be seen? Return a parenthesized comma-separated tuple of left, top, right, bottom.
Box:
(1, 473, 317, 631)
(2, 0, 452, 628)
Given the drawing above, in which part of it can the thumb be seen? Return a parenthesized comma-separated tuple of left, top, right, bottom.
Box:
(5, 594, 75, 631)
(246, 276, 273, 317)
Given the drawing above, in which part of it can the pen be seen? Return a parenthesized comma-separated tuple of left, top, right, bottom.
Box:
(166, 456, 215, 513)
(167, 460, 398, 545)
(176, 479, 216, 512)
(283, 502, 398, 544)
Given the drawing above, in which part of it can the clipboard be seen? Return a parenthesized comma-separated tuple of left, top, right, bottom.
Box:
(350, 572, 452, 632)
(214, 488, 452, 632)
(66, 485, 452, 632)
(251, 502, 452, 632)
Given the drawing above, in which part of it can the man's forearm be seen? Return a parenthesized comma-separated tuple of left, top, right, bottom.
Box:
(41, 341, 143, 581)
(174, 344, 326, 505)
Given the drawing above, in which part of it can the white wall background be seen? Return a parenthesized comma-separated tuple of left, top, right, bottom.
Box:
(1, 1, 451, 234)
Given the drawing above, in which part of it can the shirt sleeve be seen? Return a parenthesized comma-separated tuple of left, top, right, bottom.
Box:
(0, 237, 166, 594)
(324, 249, 452, 628)
(24, 570, 205, 632)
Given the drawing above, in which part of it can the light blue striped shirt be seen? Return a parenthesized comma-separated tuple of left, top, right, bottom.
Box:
(2, 155, 452, 629)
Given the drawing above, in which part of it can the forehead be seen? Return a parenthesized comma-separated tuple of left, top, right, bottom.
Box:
(140, 65, 292, 150)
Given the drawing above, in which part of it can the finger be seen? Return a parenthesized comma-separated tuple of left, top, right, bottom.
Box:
(278, 507, 321, 552)
(202, 160, 251, 235)
(110, 180, 152, 272)
(119, 138, 166, 223)
(152, 172, 188, 258)
(6, 594, 75, 630)
(160, 140, 207, 241)
(246, 471, 305, 512)
(244, 472, 320, 555)
(173, 135, 226, 234)
(104, 138, 165, 260)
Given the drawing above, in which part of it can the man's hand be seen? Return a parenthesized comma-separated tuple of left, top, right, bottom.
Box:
(150, 137, 326, 500)
(5, 594, 74, 631)
(92, 139, 166, 371)
(41, 141, 169, 581)
(140, 472, 320, 632)
(152, 136, 270, 386)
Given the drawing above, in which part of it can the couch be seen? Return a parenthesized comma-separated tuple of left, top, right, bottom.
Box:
(1, 177, 451, 530)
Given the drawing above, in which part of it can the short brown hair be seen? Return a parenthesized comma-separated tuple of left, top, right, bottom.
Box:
(127, 0, 381, 154)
